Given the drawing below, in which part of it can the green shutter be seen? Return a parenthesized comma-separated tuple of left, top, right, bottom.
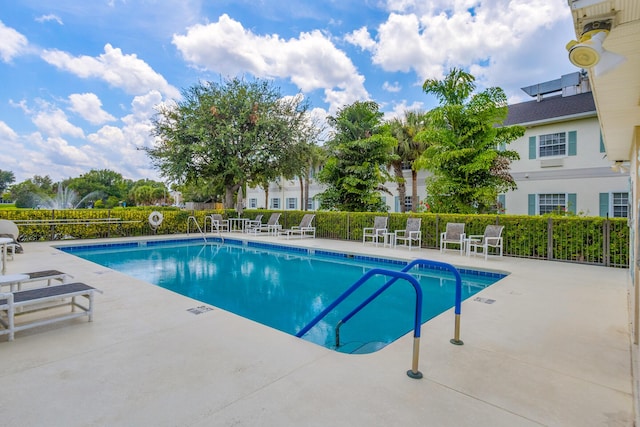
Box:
(568, 131, 577, 156)
(529, 136, 536, 159)
(599, 193, 609, 217)
(497, 194, 506, 214)
(567, 193, 577, 214)
(599, 132, 605, 153)
(528, 194, 536, 215)
(394, 196, 400, 212)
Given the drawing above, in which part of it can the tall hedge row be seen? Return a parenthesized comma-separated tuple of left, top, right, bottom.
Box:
(0, 208, 628, 268)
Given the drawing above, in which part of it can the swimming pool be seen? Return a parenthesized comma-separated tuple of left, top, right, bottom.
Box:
(59, 238, 507, 353)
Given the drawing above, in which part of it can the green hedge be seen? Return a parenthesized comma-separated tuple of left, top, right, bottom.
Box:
(0, 208, 629, 267)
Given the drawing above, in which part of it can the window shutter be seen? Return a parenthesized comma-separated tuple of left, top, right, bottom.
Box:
(568, 131, 577, 156)
(529, 136, 536, 159)
(528, 194, 536, 215)
(394, 196, 400, 212)
(599, 132, 605, 153)
(568, 193, 577, 214)
(599, 193, 609, 217)
(497, 194, 506, 214)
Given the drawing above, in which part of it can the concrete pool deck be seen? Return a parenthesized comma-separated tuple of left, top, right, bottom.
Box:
(0, 234, 634, 426)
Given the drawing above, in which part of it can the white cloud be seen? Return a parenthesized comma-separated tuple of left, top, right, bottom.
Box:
(0, 21, 28, 62)
(32, 106, 85, 139)
(0, 120, 18, 141)
(35, 14, 64, 25)
(41, 44, 181, 100)
(68, 93, 116, 125)
(382, 81, 402, 93)
(370, 0, 572, 94)
(345, 27, 376, 51)
(172, 14, 369, 111)
(383, 100, 425, 121)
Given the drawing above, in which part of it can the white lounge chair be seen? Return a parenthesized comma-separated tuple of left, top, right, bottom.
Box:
(0, 282, 97, 341)
(0, 219, 20, 260)
(280, 214, 315, 239)
(247, 213, 281, 235)
(394, 217, 421, 250)
(363, 216, 388, 245)
(440, 222, 466, 255)
(468, 225, 504, 260)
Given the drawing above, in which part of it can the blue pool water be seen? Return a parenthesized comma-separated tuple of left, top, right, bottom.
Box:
(59, 238, 506, 353)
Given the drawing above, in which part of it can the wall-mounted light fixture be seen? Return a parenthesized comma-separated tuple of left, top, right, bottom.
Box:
(611, 160, 630, 174)
(566, 20, 625, 76)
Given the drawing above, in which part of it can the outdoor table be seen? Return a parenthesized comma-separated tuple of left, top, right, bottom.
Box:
(382, 232, 396, 248)
(228, 218, 249, 232)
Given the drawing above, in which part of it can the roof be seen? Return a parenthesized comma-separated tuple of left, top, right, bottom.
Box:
(503, 92, 596, 126)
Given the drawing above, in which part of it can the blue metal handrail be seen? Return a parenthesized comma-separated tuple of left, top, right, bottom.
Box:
(295, 268, 424, 379)
(336, 259, 465, 347)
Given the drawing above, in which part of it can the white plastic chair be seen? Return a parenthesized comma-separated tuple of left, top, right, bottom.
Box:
(394, 217, 421, 250)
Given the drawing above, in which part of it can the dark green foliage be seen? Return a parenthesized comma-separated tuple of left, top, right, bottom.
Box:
(316, 101, 395, 212)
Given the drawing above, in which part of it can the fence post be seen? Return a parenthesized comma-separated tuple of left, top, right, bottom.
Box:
(603, 219, 610, 267)
(50, 209, 55, 241)
(547, 217, 553, 261)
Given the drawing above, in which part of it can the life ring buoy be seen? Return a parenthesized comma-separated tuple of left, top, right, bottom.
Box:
(149, 211, 164, 229)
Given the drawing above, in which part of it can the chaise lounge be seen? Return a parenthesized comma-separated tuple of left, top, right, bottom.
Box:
(0, 282, 97, 341)
(280, 214, 316, 239)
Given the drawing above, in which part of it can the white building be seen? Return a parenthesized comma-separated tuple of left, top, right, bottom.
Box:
(246, 72, 628, 216)
(501, 71, 629, 217)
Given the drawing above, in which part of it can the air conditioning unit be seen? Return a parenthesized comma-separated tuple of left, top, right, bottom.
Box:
(540, 158, 564, 168)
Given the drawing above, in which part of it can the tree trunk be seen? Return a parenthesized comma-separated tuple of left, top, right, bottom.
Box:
(411, 169, 418, 212)
(264, 186, 269, 209)
(392, 161, 406, 213)
(304, 175, 310, 211)
(299, 176, 306, 211)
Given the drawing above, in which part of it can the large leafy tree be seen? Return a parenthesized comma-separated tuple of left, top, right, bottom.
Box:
(317, 101, 395, 212)
(417, 68, 524, 213)
(149, 77, 313, 208)
(63, 169, 133, 206)
(0, 169, 15, 195)
(8, 175, 54, 208)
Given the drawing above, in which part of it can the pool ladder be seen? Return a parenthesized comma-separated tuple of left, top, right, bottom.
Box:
(296, 259, 464, 379)
(187, 216, 224, 245)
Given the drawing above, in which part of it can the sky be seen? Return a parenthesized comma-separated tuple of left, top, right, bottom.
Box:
(0, 0, 579, 184)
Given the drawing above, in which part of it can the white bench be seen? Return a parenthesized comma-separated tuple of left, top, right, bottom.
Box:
(0, 282, 97, 341)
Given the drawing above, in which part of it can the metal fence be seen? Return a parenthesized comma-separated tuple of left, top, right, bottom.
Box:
(0, 209, 629, 268)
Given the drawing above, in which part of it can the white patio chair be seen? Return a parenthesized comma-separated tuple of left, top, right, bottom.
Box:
(468, 225, 504, 260)
(394, 217, 421, 250)
(440, 222, 466, 255)
(362, 216, 388, 245)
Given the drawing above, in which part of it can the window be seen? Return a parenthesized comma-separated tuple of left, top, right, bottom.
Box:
(286, 197, 297, 210)
(404, 196, 413, 211)
(307, 198, 314, 210)
(249, 198, 257, 209)
(612, 192, 628, 218)
(270, 198, 280, 209)
(401, 161, 411, 170)
(539, 133, 566, 157)
(538, 193, 565, 215)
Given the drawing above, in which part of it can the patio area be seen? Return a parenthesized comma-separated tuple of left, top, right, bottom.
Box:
(0, 234, 634, 426)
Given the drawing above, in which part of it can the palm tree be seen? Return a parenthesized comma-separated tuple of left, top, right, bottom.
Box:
(390, 110, 429, 212)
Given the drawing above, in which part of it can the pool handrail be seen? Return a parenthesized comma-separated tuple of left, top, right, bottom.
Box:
(295, 267, 424, 379)
(336, 259, 465, 347)
(187, 216, 210, 244)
